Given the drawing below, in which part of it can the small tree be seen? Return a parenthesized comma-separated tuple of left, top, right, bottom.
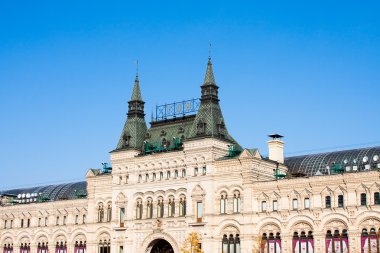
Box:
(252, 235, 263, 253)
(180, 232, 203, 253)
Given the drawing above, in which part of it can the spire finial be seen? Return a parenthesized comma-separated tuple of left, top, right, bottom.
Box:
(135, 60, 139, 78)
(208, 42, 212, 59)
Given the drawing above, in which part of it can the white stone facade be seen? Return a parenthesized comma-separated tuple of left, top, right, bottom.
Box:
(1, 136, 380, 253)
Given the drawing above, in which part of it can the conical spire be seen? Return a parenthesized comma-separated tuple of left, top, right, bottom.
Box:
(202, 57, 216, 86)
(114, 74, 147, 151)
(130, 75, 143, 101)
(188, 57, 240, 149)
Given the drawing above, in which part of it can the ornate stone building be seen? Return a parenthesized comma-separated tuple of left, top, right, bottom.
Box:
(1, 58, 380, 253)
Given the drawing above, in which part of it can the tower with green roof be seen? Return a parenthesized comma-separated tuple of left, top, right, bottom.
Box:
(115, 74, 147, 151)
(188, 57, 240, 147)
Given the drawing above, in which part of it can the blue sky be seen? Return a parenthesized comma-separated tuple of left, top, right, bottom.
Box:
(0, 1, 379, 189)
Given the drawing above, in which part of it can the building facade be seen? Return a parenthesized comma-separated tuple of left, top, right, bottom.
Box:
(1, 58, 380, 253)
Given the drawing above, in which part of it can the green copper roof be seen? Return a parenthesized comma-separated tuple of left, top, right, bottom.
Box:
(202, 57, 216, 86)
(115, 75, 147, 151)
(145, 116, 195, 145)
(188, 58, 240, 147)
(130, 75, 143, 101)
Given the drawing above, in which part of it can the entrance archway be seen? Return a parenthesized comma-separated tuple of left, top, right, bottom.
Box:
(148, 239, 174, 253)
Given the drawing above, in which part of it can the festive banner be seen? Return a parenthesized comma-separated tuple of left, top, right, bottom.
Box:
(370, 235, 378, 253)
(342, 237, 349, 253)
(326, 238, 333, 253)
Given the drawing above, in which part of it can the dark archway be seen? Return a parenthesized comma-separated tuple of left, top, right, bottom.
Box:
(149, 239, 174, 253)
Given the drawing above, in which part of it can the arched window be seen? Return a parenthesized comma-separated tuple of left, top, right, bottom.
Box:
(138, 174, 142, 183)
(145, 173, 149, 182)
(361, 193, 367, 206)
(233, 191, 241, 213)
(261, 233, 281, 253)
(293, 231, 313, 253)
(326, 229, 349, 253)
(361, 228, 379, 253)
(304, 197, 310, 209)
(325, 196, 331, 208)
(153, 173, 156, 181)
(182, 169, 186, 177)
(338, 195, 344, 207)
(20, 243, 30, 253)
(374, 192, 380, 205)
(220, 192, 228, 214)
(157, 197, 164, 218)
(147, 199, 153, 219)
(222, 234, 241, 253)
(98, 240, 110, 253)
(159, 172, 164, 180)
(37, 242, 48, 253)
(175, 170, 179, 178)
(106, 204, 112, 222)
(74, 240, 86, 253)
(136, 199, 143, 219)
(98, 204, 104, 222)
(179, 196, 186, 216)
(168, 196, 175, 217)
(55, 241, 67, 253)
(167, 171, 171, 179)
(4, 244, 13, 253)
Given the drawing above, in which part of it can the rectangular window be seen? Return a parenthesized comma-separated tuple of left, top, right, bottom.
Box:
(4, 220, 7, 229)
(27, 218, 30, 227)
(63, 216, 66, 225)
(75, 215, 79, 224)
(197, 201, 203, 222)
(10, 220, 13, 228)
(374, 192, 380, 205)
(83, 215, 86, 224)
(304, 198, 310, 209)
(21, 219, 24, 228)
(338, 195, 344, 207)
(38, 218, 41, 227)
(56, 216, 59, 225)
(361, 193, 367, 206)
(273, 200, 278, 211)
(325, 196, 331, 208)
(202, 166, 207, 175)
(45, 217, 47, 226)
(293, 199, 298, 210)
(194, 168, 199, 176)
(120, 208, 125, 227)
(261, 201, 267, 212)
(120, 246, 124, 253)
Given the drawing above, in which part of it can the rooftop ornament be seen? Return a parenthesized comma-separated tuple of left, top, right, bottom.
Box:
(227, 144, 242, 157)
(101, 163, 112, 174)
(153, 98, 200, 122)
(273, 162, 287, 180)
(143, 137, 183, 155)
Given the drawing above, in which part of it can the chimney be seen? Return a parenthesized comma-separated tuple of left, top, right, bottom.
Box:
(267, 134, 284, 164)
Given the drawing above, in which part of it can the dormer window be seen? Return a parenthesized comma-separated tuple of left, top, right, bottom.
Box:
(123, 134, 131, 146)
(197, 122, 206, 135)
(160, 130, 166, 136)
(217, 122, 226, 138)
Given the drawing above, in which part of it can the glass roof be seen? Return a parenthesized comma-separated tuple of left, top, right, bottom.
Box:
(285, 146, 380, 176)
(0, 181, 87, 203)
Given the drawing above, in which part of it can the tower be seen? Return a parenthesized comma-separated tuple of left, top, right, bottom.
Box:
(188, 57, 240, 147)
(115, 74, 147, 151)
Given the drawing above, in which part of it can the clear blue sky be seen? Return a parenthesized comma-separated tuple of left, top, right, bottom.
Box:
(1, 1, 379, 190)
